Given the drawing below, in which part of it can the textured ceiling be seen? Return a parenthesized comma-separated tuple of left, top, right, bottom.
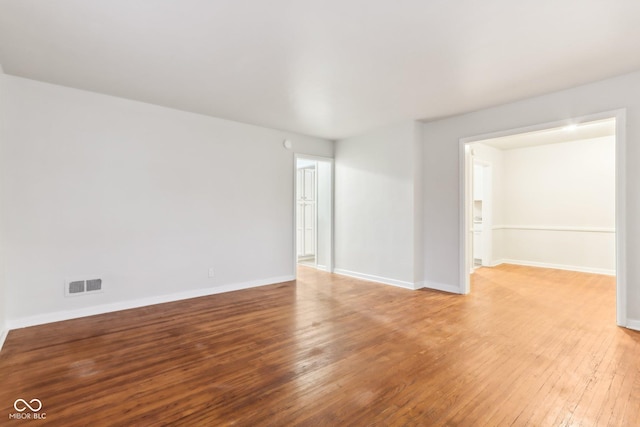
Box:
(1, 0, 639, 140)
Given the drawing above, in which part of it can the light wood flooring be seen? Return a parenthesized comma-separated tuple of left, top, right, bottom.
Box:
(1, 264, 638, 426)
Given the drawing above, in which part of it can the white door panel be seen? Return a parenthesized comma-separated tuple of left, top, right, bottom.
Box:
(296, 166, 317, 259)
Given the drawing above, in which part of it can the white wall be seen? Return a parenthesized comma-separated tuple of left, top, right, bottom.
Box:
(0, 64, 7, 345)
(334, 121, 421, 288)
(316, 161, 332, 271)
(422, 70, 640, 323)
(412, 123, 424, 285)
(500, 137, 615, 273)
(1, 76, 333, 327)
(503, 137, 615, 228)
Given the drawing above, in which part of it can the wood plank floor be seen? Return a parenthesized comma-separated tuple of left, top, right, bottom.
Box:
(1, 264, 638, 426)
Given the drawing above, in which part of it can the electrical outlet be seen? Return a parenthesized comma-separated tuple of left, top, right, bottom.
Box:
(208, 268, 215, 278)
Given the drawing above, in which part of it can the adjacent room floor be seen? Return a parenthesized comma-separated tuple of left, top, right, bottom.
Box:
(1, 264, 638, 425)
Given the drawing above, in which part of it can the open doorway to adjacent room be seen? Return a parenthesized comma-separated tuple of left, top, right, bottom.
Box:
(294, 155, 333, 274)
(460, 111, 626, 325)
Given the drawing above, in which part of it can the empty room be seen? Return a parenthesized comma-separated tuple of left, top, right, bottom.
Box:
(1, 1, 640, 425)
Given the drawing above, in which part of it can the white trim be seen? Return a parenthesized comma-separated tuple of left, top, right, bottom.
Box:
(459, 109, 627, 327)
(292, 155, 298, 277)
(0, 328, 8, 352)
(614, 110, 627, 327)
(625, 319, 640, 331)
(459, 144, 472, 294)
(333, 268, 416, 290)
(316, 264, 329, 272)
(7, 275, 294, 330)
(422, 280, 462, 294)
(499, 259, 615, 276)
(314, 161, 319, 268)
(492, 225, 615, 233)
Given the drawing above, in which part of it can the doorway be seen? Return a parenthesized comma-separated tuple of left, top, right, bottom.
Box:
(294, 155, 333, 274)
(296, 159, 317, 267)
(472, 160, 492, 270)
(460, 111, 626, 326)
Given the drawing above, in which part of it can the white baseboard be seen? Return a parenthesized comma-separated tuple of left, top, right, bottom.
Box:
(7, 275, 295, 330)
(333, 268, 416, 290)
(0, 328, 8, 352)
(316, 264, 330, 272)
(625, 319, 640, 332)
(422, 280, 463, 294)
(494, 259, 615, 276)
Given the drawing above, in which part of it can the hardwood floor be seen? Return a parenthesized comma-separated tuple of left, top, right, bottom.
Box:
(1, 264, 638, 426)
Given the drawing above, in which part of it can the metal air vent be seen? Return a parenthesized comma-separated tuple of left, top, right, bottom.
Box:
(65, 277, 103, 297)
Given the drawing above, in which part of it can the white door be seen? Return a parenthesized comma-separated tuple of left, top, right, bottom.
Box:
(297, 167, 316, 259)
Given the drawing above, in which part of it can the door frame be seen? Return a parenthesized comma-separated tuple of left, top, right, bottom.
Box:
(458, 109, 627, 327)
(293, 154, 334, 277)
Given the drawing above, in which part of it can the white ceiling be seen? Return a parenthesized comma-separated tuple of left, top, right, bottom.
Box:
(478, 118, 616, 151)
(1, 1, 639, 140)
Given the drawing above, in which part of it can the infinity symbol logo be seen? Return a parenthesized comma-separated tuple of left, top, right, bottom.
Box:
(14, 398, 43, 412)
